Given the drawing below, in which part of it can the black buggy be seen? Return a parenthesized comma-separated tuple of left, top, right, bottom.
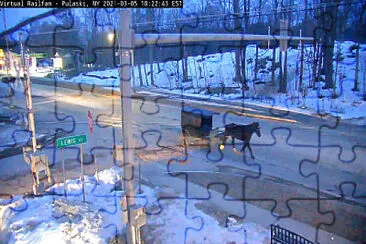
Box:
(181, 106, 261, 159)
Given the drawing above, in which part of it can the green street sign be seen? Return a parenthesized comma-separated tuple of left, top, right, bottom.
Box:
(29, 53, 47, 58)
(56, 134, 87, 149)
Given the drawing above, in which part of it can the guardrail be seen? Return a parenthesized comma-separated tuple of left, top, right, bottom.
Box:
(270, 224, 314, 244)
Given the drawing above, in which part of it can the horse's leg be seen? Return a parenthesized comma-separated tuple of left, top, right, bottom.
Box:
(232, 137, 241, 153)
(241, 142, 247, 153)
(247, 143, 255, 159)
(222, 136, 228, 145)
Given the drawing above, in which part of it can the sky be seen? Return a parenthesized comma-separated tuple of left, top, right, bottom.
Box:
(0, 8, 53, 32)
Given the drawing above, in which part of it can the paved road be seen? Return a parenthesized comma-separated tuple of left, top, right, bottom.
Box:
(0, 79, 365, 242)
(10, 78, 365, 201)
(1, 79, 365, 202)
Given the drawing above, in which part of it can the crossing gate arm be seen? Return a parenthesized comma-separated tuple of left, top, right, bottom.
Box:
(134, 33, 314, 46)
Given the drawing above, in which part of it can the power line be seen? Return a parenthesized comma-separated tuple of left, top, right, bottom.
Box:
(0, 8, 67, 38)
(1, 0, 363, 38)
(132, 0, 363, 27)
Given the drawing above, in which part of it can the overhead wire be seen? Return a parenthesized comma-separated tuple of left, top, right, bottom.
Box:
(132, 0, 364, 28)
(0, 0, 363, 38)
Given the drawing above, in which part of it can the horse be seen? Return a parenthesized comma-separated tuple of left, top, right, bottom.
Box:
(221, 122, 261, 159)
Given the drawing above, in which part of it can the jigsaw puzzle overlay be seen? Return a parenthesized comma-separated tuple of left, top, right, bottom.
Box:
(0, 4, 365, 244)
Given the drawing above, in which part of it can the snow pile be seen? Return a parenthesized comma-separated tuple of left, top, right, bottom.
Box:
(0, 167, 125, 244)
(0, 167, 269, 243)
(70, 69, 119, 87)
(144, 197, 269, 243)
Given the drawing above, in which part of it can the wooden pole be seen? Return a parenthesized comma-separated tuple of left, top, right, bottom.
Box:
(80, 144, 85, 202)
(131, 49, 136, 92)
(120, 10, 138, 244)
(62, 148, 67, 197)
(93, 134, 99, 183)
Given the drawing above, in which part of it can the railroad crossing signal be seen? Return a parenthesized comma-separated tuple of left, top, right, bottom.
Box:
(88, 110, 93, 133)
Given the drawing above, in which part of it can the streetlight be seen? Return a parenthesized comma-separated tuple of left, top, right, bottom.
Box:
(107, 31, 117, 67)
(108, 33, 114, 43)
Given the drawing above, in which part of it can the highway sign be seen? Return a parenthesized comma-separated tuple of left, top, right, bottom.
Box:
(56, 134, 87, 149)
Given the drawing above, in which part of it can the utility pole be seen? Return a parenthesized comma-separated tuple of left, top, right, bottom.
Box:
(24, 53, 37, 154)
(119, 10, 145, 244)
(2, 9, 13, 109)
(21, 44, 52, 195)
(2, 8, 10, 75)
(19, 32, 25, 77)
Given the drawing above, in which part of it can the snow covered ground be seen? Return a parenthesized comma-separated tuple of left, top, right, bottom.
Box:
(66, 41, 366, 123)
(0, 167, 269, 243)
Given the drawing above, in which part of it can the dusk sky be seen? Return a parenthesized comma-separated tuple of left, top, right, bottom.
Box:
(0, 8, 53, 32)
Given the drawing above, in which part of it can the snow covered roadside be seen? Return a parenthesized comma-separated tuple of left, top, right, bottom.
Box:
(65, 41, 365, 124)
(0, 167, 269, 243)
(0, 167, 124, 243)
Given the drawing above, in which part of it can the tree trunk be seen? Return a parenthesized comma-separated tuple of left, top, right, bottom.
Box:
(176, 60, 180, 88)
(299, 41, 305, 91)
(254, 44, 259, 80)
(235, 50, 242, 83)
(244, 0, 250, 31)
(281, 50, 288, 93)
(271, 46, 276, 86)
(242, 46, 247, 88)
(138, 64, 143, 86)
(312, 42, 319, 88)
(317, 42, 323, 85)
(279, 50, 283, 92)
(304, 0, 309, 35)
(184, 57, 188, 82)
(182, 45, 188, 82)
(150, 63, 154, 86)
(335, 50, 339, 91)
(322, 0, 338, 89)
(233, 0, 242, 84)
(258, 0, 263, 25)
(353, 43, 360, 91)
(274, 0, 279, 27)
(157, 62, 162, 74)
(143, 64, 149, 86)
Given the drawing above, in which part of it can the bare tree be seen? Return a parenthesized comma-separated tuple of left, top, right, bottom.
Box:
(233, 0, 243, 94)
(321, 0, 339, 89)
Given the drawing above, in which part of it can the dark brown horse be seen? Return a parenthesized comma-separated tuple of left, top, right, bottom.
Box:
(221, 122, 261, 159)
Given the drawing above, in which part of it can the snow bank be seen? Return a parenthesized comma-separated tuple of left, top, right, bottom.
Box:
(0, 167, 269, 243)
(68, 41, 365, 122)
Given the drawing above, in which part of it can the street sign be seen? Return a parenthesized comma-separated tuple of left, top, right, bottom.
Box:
(56, 134, 87, 149)
(88, 110, 93, 133)
(29, 53, 47, 59)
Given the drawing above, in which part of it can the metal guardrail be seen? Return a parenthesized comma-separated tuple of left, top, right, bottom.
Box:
(270, 225, 314, 244)
(134, 33, 314, 46)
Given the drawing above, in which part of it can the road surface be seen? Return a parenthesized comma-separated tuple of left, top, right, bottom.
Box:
(0, 79, 365, 242)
